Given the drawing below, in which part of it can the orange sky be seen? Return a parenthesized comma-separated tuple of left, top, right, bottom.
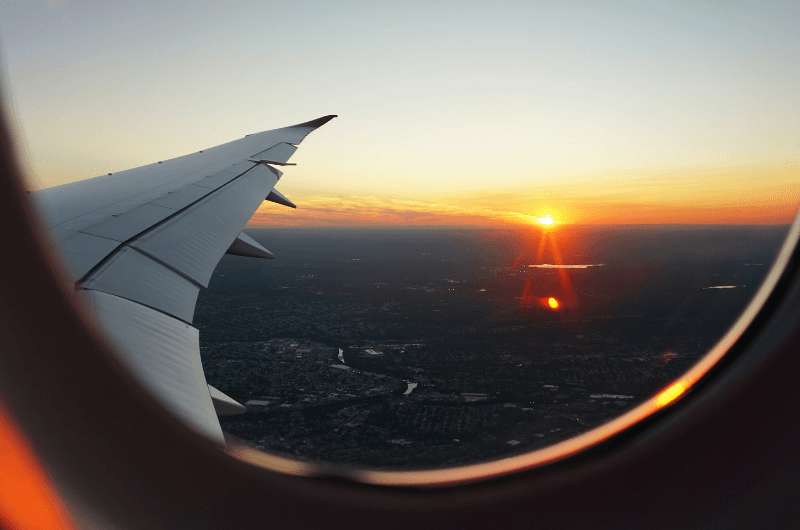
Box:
(252, 165, 799, 227)
(250, 195, 797, 228)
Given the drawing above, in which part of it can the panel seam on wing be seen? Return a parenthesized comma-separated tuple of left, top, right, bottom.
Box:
(78, 286, 196, 326)
(121, 245, 204, 288)
(75, 162, 259, 285)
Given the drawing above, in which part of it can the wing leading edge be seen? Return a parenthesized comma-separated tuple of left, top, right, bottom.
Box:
(33, 116, 336, 441)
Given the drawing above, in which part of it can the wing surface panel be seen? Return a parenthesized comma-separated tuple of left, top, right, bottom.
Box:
(250, 142, 297, 164)
(148, 184, 211, 210)
(82, 203, 175, 242)
(192, 160, 254, 189)
(54, 232, 122, 279)
(83, 247, 200, 323)
(130, 163, 277, 287)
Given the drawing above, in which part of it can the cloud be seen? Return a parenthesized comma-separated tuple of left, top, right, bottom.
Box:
(250, 194, 517, 227)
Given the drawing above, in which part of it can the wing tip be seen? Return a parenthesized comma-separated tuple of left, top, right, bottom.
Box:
(292, 114, 338, 129)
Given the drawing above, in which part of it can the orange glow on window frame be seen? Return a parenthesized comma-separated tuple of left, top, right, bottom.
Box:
(0, 406, 73, 530)
(654, 381, 689, 408)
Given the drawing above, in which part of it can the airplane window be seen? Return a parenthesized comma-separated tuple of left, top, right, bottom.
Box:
(1, 2, 798, 482)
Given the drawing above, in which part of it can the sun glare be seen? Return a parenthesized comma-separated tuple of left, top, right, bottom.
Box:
(547, 296, 560, 310)
(536, 214, 556, 228)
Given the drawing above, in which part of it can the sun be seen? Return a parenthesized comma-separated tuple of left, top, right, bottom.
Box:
(536, 214, 556, 228)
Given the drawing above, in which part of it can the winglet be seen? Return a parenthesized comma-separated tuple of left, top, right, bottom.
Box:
(291, 115, 338, 129)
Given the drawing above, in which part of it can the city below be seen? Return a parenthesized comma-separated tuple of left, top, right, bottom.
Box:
(196, 225, 787, 468)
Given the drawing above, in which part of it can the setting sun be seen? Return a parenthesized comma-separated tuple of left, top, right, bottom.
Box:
(547, 296, 560, 310)
(537, 214, 556, 228)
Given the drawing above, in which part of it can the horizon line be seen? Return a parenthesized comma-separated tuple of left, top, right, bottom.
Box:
(246, 221, 795, 230)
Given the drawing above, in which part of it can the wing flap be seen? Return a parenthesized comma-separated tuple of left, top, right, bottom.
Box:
(83, 290, 222, 442)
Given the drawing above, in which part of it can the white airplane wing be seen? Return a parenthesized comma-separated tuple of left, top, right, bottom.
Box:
(30, 115, 336, 442)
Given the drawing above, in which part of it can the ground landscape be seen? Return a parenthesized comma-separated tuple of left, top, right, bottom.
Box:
(196, 225, 788, 468)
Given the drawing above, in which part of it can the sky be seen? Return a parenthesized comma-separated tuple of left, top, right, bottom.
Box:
(0, 0, 797, 226)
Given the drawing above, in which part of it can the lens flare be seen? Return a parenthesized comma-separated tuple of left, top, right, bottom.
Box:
(547, 296, 560, 310)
